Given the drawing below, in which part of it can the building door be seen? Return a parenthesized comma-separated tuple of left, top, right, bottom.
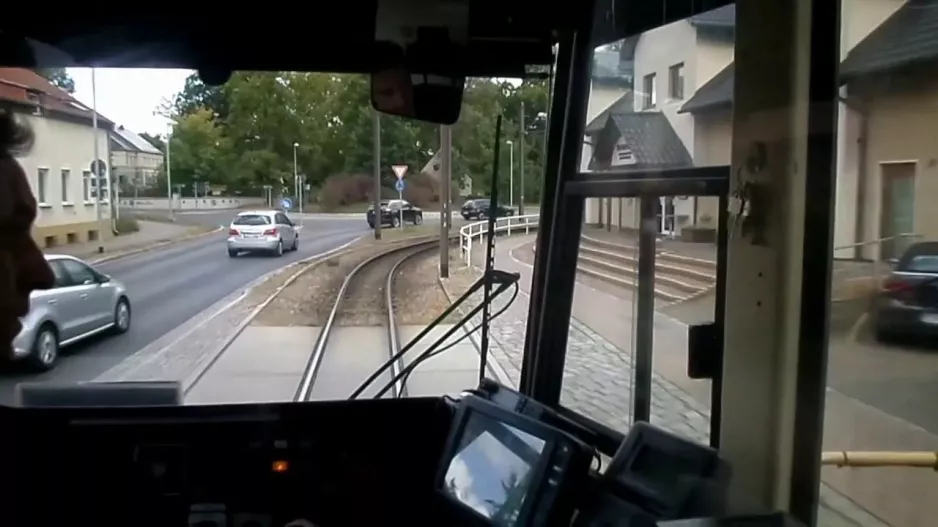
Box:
(879, 162, 916, 260)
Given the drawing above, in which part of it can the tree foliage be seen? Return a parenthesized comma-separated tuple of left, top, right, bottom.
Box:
(159, 71, 550, 206)
(35, 68, 76, 94)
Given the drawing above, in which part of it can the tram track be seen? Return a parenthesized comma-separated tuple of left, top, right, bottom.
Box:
(294, 239, 439, 402)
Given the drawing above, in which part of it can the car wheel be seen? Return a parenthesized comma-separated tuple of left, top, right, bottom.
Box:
(28, 324, 58, 372)
(392, 216, 401, 228)
(414, 214, 423, 225)
(113, 297, 131, 334)
(478, 211, 487, 220)
(273, 240, 284, 257)
(292, 236, 299, 251)
(228, 249, 238, 258)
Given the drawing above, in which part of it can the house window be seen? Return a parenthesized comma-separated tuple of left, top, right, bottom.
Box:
(37, 168, 48, 204)
(669, 63, 685, 100)
(61, 169, 70, 203)
(82, 170, 92, 201)
(642, 73, 657, 109)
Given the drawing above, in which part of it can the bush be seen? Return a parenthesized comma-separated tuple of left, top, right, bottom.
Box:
(115, 217, 140, 235)
(318, 174, 374, 210)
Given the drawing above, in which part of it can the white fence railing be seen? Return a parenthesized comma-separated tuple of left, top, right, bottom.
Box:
(459, 214, 540, 266)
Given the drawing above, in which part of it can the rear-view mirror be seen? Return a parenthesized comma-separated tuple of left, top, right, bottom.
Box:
(372, 0, 468, 125)
(370, 54, 464, 125)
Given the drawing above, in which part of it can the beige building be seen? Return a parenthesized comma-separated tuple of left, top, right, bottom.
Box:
(0, 68, 114, 248)
(110, 125, 163, 191)
(583, 5, 735, 236)
(680, 0, 921, 259)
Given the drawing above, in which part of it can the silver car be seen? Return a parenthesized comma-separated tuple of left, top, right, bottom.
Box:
(12, 255, 131, 371)
(227, 210, 299, 257)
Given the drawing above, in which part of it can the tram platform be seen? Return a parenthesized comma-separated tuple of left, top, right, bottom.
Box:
(444, 233, 938, 527)
(184, 323, 487, 406)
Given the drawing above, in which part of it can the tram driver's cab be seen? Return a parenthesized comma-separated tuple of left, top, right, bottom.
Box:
(3, 0, 853, 525)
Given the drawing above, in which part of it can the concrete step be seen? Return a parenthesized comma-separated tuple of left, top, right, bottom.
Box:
(531, 240, 714, 303)
(580, 234, 717, 273)
(577, 253, 709, 295)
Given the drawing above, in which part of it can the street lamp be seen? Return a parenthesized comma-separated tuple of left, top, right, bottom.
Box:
(505, 140, 514, 209)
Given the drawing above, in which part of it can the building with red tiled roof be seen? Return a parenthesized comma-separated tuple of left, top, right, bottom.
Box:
(0, 68, 115, 248)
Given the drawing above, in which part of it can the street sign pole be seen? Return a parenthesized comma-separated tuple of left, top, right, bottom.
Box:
(298, 175, 304, 227)
(392, 165, 408, 229)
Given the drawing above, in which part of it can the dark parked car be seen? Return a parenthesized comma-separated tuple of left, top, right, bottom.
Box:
(367, 199, 424, 228)
(873, 241, 938, 341)
(460, 198, 515, 220)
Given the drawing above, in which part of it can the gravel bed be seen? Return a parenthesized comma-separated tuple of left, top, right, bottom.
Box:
(251, 237, 439, 327)
(392, 248, 464, 325)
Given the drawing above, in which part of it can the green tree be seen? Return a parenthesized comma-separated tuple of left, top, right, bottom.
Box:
(168, 109, 234, 192)
(172, 73, 229, 119)
(157, 72, 551, 204)
(35, 68, 75, 94)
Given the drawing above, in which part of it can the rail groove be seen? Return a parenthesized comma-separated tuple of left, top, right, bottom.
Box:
(294, 239, 439, 402)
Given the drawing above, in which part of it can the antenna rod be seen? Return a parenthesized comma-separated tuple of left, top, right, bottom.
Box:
(478, 115, 503, 383)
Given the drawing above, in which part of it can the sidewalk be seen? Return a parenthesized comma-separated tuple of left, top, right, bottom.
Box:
(46, 220, 201, 261)
(442, 234, 900, 527)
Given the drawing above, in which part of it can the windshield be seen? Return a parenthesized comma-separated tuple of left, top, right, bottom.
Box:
(4, 66, 545, 410)
(232, 214, 271, 226)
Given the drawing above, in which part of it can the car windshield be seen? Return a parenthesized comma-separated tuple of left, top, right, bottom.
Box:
(233, 214, 271, 226)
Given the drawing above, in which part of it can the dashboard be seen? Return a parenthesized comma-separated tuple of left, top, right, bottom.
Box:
(3, 398, 454, 527)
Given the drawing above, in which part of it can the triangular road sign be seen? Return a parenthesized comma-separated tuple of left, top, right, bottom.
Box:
(392, 164, 408, 180)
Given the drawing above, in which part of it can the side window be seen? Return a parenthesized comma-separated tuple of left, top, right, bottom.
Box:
(277, 213, 291, 225)
(59, 259, 98, 286)
(47, 260, 74, 288)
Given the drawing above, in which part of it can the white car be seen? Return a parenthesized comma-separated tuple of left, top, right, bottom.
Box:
(227, 210, 299, 257)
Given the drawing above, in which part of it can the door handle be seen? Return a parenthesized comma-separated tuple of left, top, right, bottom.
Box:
(79, 293, 88, 299)
(47, 299, 57, 305)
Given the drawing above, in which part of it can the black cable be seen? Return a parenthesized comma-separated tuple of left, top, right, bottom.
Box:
(392, 283, 519, 397)
(373, 282, 519, 399)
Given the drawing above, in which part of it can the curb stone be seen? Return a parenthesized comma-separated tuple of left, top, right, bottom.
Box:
(87, 226, 224, 264)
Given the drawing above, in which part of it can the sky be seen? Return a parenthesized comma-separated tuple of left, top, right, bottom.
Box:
(67, 68, 192, 136)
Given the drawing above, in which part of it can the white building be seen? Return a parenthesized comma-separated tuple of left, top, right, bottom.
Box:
(0, 68, 113, 249)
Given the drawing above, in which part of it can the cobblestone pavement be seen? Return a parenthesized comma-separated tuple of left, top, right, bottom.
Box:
(441, 234, 888, 527)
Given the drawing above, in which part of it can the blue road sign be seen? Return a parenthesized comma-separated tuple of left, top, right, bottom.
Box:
(394, 179, 406, 193)
(280, 197, 293, 210)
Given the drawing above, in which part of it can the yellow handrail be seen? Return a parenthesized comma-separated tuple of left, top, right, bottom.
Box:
(821, 451, 938, 469)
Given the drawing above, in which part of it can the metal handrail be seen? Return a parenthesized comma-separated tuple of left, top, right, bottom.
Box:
(821, 450, 938, 469)
(459, 214, 540, 266)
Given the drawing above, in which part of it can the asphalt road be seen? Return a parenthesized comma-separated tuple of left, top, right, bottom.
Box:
(0, 218, 369, 405)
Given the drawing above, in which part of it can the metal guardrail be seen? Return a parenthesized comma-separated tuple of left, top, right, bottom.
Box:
(459, 214, 540, 266)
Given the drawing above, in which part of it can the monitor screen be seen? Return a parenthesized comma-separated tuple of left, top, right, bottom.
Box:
(442, 410, 547, 526)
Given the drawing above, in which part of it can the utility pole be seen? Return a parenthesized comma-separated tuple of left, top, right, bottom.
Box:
(373, 109, 382, 240)
(166, 124, 173, 221)
(91, 67, 105, 253)
(440, 124, 452, 278)
(519, 101, 525, 216)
